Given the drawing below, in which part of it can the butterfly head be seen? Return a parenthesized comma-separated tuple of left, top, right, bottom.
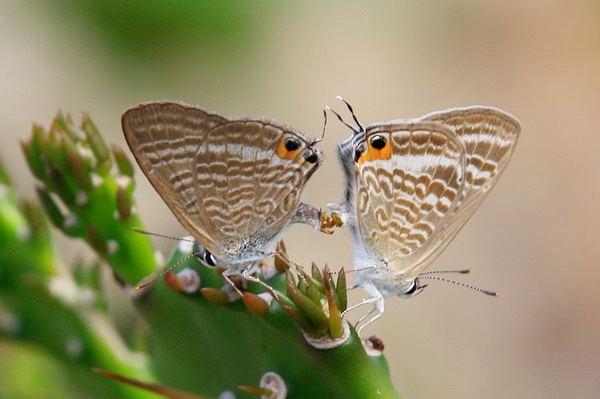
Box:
(302, 142, 323, 166)
(197, 248, 218, 267)
(398, 278, 427, 298)
(326, 97, 396, 167)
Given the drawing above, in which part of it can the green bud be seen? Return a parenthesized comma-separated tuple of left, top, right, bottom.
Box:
(280, 305, 316, 334)
(81, 113, 112, 172)
(68, 150, 93, 192)
(46, 165, 75, 208)
(111, 144, 134, 177)
(116, 185, 132, 220)
(86, 225, 107, 255)
(35, 187, 65, 228)
(311, 262, 324, 283)
(335, 268, 348, 312)
(286, 273, 328, 331)
(54, 110, 84, 143)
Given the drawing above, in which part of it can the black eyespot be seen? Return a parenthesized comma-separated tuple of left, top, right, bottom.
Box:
(284, 137, 301, 151)
(202, 250, 216, 266)
(370, 135, 387, 150)
(354, 146, 365, 162)
(304, 151, 318, 164)
(405, 281, 418, 295)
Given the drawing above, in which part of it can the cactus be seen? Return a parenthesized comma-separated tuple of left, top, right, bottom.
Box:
(0, 111, 401, 398)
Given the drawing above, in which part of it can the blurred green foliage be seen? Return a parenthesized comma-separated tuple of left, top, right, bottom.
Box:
(49, 0, 268, 61)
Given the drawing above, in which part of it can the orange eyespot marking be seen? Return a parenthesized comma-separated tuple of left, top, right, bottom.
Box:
(356, 135, 392, 165)
(368, 134, 392, 160)
(276, 136, 302, 159)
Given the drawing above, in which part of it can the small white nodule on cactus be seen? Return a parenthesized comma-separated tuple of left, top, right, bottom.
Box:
(176, 267, 201, 293)
(260, 371, 287, 399)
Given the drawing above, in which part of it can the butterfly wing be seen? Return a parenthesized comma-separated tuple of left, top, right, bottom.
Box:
(191, 120, 322, 259)
(123, 101, 322, 262)
(354, 121, 468, 283)
(396, 106, 520, 280)
(122, 101, 228, 256)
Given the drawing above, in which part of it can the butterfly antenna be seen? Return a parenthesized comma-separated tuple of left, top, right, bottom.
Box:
(135, 251, 202, 290)
(335, 95, 365, 132)
(419, 269, 470, 275)
(325, 105, 359, 134)
(311, 108, 328, 145)
(418, 275, 498, 296)
(132, 227, 195, 243)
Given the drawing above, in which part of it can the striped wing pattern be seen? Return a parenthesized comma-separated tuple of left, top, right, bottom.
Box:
(355, 123, 466, 279)
(353, 106, 520, 284)
(122, 101, 321, 263)
(192, 120, 319, 256)
(122, 102, 226, 255)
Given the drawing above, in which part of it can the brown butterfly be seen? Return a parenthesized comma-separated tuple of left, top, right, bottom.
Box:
(122, 101, 324, 279)
(329, 100, 520, 331)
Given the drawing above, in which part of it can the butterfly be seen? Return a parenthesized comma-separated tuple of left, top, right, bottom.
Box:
(122, 101, 324, 281)
(328, 99, 521, 330)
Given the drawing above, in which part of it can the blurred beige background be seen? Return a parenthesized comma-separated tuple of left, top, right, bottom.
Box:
(2, 0, 599, 398)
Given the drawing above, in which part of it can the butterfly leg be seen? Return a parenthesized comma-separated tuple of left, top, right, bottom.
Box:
(341, 295, 379, 317)
(290, 203, 321, 228)
(221, 268, 245, 299)
(355, 296, 385, 335)
(290, 203, 341, 234)
(343, 284, 385, 335)
(240, 266, 280, 301)
(356, 308, 384, 336)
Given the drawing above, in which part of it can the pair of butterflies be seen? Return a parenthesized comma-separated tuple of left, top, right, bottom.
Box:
(122, 99, 520, 328)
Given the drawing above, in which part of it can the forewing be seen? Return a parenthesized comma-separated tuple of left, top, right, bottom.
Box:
(121, 101, 227, 256)
(192, 120, 322, 256)
(355, 122, 467, 278)
(400, 106, 520, 280)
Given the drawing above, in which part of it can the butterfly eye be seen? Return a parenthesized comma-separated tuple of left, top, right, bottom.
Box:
(303, 151, 318, 164)
(369, 135, 387, 150)
(354, 146, 365, 162)
(201, 250, 217, 267)
(405, 281, 418, 295)
(284, 137, 301, 151)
